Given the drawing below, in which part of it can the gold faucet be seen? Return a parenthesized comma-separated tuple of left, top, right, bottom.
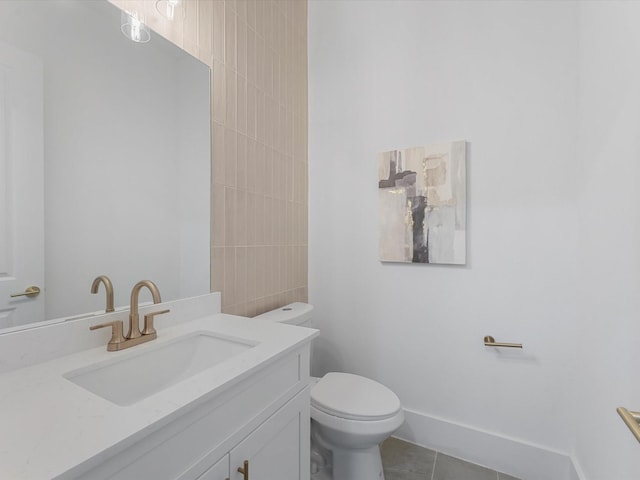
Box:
(90, 280, 170, 351)
(90, 275, 115, 313)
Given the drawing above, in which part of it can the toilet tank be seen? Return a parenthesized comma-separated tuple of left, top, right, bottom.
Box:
(255, 302, 314, 328)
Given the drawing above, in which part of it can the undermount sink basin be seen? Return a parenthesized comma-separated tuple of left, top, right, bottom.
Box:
(64, 331, 256, 406)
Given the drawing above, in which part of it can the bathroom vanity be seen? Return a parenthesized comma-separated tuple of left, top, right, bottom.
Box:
(0, 293, 317, 480)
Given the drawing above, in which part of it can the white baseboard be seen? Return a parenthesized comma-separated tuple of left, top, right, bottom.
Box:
(395, 408, 581, 480)
(569, 456, 586, 480)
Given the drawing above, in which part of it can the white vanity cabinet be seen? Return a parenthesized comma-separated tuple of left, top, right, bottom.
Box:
(66, 344, 312, 480)
(228, 389, 309, 480)
(196, 457, 228, 480)
(196, 388, 309, 480)
(0, 300, 319, 480)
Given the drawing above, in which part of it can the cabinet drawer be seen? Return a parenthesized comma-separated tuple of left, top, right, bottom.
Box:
(80, 350, 305, 480)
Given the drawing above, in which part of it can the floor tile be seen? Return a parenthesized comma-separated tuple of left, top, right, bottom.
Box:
(383, 469, 430, 480)
(381, 438, 522, 480)
(432, 453, 497, 480)
(381, 437, 436, 480)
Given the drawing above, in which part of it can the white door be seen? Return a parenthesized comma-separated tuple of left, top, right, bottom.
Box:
(0, 41, 45, 329)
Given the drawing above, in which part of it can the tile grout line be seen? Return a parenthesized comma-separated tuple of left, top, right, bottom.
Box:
(430, 451, 438, 480)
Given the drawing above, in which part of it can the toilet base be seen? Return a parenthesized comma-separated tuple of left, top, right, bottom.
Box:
(310, 444, 385, 480)
(332, 445, 385, 480)
(310, 408, 402, 480)
(310, 468, 333, 480)
(311, 426, 385, 480)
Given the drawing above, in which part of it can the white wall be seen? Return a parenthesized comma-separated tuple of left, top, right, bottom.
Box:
(309, 1, 640, 479)
(571, 3, 640, 479)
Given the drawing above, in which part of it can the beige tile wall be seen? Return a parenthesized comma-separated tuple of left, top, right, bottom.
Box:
(110, 0, 308, 316)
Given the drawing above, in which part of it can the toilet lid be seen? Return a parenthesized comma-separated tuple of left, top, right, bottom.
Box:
(311, 372, 401, 421)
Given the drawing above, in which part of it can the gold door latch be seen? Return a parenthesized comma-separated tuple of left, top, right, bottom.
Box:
(617, 407, 640, 443)
(10, 286, 41, 298)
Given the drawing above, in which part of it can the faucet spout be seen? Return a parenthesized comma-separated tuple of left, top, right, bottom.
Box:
(127, 280, 162, 339)
(91, 275, 115, 313)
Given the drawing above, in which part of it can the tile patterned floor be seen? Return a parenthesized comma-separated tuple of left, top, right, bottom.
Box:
(381, 437, 521, 480)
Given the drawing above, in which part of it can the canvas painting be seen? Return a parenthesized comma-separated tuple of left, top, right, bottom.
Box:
(378, 141, 466, 265)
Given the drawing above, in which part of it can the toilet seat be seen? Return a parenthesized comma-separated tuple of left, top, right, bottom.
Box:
(311, 372, 401, 421)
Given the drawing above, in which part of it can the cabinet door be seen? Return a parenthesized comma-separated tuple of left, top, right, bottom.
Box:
(230, 388, 310, 480)
(196, 454, 229, 480)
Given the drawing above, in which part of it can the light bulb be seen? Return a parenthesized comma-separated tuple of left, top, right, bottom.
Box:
(121, 9, 150, 44)
(156, 0, 184, 21)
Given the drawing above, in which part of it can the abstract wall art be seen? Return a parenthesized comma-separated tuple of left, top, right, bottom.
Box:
(378, 141, 466, 265)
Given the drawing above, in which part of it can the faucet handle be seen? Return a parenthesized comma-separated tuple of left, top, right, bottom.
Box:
(90, 320, 126, 351)
(142, 309, 170, 336)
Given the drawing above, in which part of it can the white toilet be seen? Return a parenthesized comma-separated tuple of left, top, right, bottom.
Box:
(257, 303, 404, 480)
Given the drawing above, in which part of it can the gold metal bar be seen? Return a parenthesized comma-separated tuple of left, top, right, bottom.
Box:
(237, 460, 249, 480)
(10, 286, 41, 298)
(617, 407, 640, 443)
(483, 335, 522, 349)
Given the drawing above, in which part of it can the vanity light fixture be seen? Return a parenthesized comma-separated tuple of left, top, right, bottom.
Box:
(120, 9, 150, 43)
(156, 0, 185, 21)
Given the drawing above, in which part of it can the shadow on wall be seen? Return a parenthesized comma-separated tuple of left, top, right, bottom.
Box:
(312, 338, 344, 378)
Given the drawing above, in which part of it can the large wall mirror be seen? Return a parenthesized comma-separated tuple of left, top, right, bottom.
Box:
(0, 0, 211, 331)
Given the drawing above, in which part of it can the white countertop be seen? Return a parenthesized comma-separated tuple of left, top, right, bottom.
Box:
(0, 312, 317, 480)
